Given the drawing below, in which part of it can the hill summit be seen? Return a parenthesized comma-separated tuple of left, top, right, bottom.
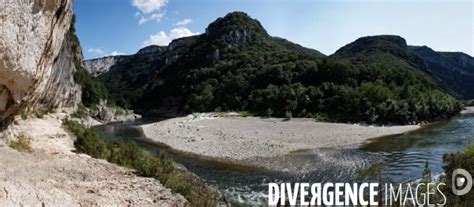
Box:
(204, 12, 269, 44)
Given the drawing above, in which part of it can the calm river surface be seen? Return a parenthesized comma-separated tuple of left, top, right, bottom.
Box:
(94, 114, 474, 206)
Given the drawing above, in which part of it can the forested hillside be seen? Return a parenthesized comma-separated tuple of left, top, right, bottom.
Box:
(331, 35, 461, 123)
(410, 46, 474, 99)
(92, 12, 464, 124)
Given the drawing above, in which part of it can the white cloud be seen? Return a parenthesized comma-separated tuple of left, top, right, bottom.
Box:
(138, 16, 148, 25)
(109, 51, 125, 56)
(88, 48, 126, 58)
(144, 31, 169, 46)
(138, 12, 165, 24)
(88, 48, 105, 56)
(132, 0, 167, 24)
(143, 27, 199, 46)
(168, 27, 199, 40)
(174, 18, 192, 26)
(132, 0, 167, 14)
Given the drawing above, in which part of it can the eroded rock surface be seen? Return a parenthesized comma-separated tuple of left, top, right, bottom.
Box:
(0, 0, 79, 124)
(83, 56, 124, 77)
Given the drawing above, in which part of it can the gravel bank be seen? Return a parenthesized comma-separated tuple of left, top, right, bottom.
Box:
(141, 113, 420, 168)
(461, 106, 474, 114)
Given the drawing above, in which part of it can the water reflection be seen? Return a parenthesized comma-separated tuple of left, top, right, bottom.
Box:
(363, 114, 474, 182)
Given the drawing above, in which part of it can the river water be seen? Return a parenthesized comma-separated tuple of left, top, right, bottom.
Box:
(94, 114, 474, 206)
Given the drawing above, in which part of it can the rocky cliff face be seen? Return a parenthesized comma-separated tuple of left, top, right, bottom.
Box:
(82, 46, 169, 78)
(0, 0, 80, 126)
(83, 56, 124, 77)
(136, 45, 165, 55)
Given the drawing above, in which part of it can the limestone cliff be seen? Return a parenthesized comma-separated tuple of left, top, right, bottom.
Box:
(0, 0, 80, 126)
(82, 46, 166, 77)
(83, 56, 125, 77)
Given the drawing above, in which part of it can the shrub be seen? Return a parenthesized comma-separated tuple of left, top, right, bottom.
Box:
(9, 134, 32, 153)
(71, 104, 90, 118)
(265, 108, 273, 117)
(35, 111, 46, 119)
(63, 119, 109, 158)
(442, 141, 474, 206)
(313, 113, 330, 122)
(34, 108, 55, 119)
(465, 100, 474, 106)
(62, 120, 220, 205)
(111, 104, 129, 117)
(20, 112, 28, 120)
(238, 111, 252, 117)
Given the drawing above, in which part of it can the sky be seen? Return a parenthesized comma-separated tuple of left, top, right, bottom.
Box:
(74, 0, 474, 60)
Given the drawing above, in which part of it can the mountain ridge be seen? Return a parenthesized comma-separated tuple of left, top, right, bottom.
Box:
(85, 12, 468, 124)
(410, 45, 474, 99)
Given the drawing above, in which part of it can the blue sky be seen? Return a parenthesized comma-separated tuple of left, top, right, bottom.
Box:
(74, 0, 473, 60)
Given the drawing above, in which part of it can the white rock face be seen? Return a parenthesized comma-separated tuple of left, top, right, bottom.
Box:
(137, 45, 163, 55)
(83, 56, 121, 77)
(0, 0, 79, 123)
(83, 45, 165, 77)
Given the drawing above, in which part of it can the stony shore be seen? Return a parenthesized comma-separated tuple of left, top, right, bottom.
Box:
(141, 113, 420, 169)
(461, 106, 474, 114)
(0, 111, 186, 206)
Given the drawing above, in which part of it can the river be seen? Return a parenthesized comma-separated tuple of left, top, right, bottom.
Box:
(94, 113, 474, 206)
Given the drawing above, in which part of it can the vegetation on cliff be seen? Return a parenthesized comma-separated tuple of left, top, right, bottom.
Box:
(69, 15, 109, 107)
(74, 67, 109, 107)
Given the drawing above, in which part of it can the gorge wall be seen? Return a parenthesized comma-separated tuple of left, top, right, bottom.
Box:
(83, 56, 123, 77)
(0, 0, 80, 127)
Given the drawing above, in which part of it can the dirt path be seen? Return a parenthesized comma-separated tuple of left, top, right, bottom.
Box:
(0, 111, 186, 206)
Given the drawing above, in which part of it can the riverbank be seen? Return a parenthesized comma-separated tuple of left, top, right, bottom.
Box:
(0, 111, 186, 206)
(69, 103, 142, 128)
(461, 106, 474, 114)
(140, 113, 420, 169)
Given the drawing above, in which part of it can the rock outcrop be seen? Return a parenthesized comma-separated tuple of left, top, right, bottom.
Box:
(82, 37, 197, 80)
(137, 45, 165, 55)
(83, 56, 124, 77)
(91, 102, 141, 124)
(0, 0, 80, 126)
(78, 100, 141, 126)
(83, 46, 168, 77)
